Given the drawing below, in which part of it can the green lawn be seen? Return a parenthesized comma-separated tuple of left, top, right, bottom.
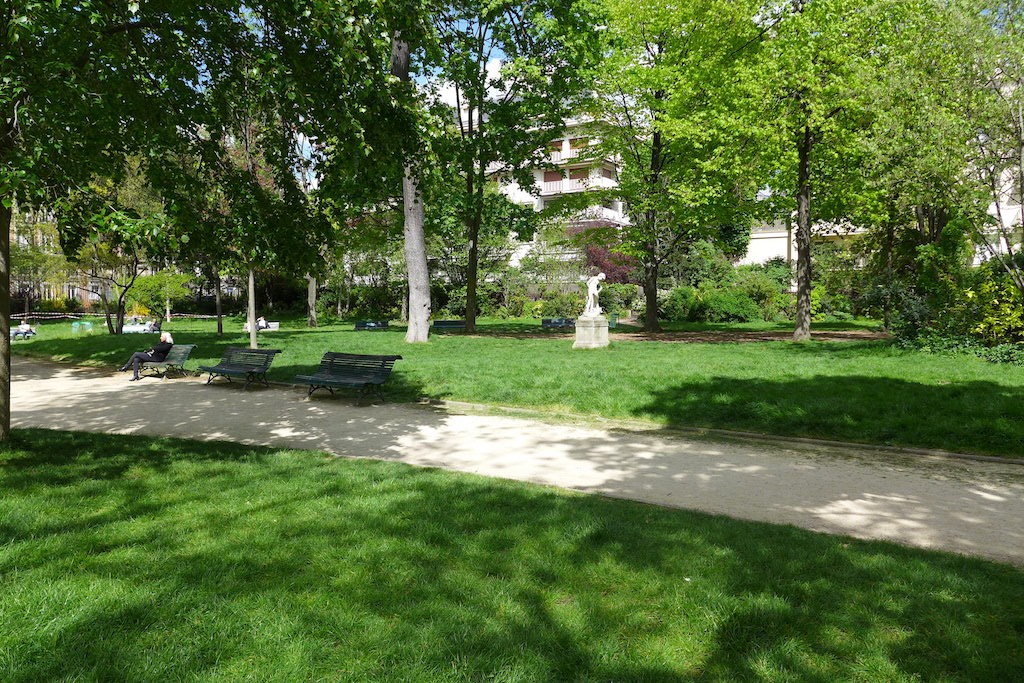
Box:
(1, 429, 1021, 681)
(13, 316, 1024, 457)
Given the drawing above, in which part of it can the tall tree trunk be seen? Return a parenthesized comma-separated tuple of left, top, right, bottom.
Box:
(402, 165, 431, 343)
(0, 200, 11, 441)
(247, 267, 258, 349)
(391, 30, 431, 343)
(642, 260, 661, 332)
(165, 295, 171, 323)
(465, 193, 480, 332)
(793, 124, 813, 342)
(214, 269, 223, 336)
(306, 274, 317, 327)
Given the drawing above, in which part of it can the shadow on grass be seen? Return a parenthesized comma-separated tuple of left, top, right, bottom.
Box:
(633, 374, 1024, 457)
(1, 429, 1021, 680)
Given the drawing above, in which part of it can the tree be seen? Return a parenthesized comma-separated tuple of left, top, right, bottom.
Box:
(425, 0, 601, 332)
(749, 0, 899, 341)
(588, 0, 762, 331)
(426, 180, 535, 292)
(130, 272, 194, 322)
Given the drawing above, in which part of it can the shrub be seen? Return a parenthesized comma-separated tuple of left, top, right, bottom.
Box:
(658, 286, 696, 322)
(37, 297, 83, 313)
(735, 268, 788, 321)
(689, 288, 762, 323)
(537, 288, 580, 318)
(599, 283, 638, 316)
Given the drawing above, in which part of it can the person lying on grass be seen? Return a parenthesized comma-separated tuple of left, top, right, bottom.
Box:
(118, 332, 174, 382)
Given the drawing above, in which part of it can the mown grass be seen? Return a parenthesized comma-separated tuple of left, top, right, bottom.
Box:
(1, 428, 1022, 681)
(13, 316, 1024, 457)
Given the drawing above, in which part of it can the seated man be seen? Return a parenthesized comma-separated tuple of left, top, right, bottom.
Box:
(14, 320, 36, 339)
(256, 316, 270, 330)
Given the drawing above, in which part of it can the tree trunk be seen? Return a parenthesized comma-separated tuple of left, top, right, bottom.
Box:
(100, 282, 116, 334)
(464, 163, 483, 331)
(306, 274, 317, 327)
(0, 200, 11, 441)
(642, 261, 661, 332)
(214, 269, 223, 336)
(247, 267, 258, 349)
(391, 30, 431, 343)
(402, 165, 431, 343)
(793, 124, 813, 342)
(165, 295, 171, 323)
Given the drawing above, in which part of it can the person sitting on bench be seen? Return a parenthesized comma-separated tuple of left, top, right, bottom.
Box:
(15, 320, 35, 338)
(118, 332, 175, 381)
(256, 316, 270, 330)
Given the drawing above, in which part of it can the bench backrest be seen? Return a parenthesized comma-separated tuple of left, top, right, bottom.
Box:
(220, 347, 282, 370)
(355, 320, 389, 330)
(161, 344, 196, 364)
(432, 320, 465, 328)
(319, 352, 402, 379)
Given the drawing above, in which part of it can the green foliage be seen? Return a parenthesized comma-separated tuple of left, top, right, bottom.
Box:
(735, 268, 790, 322)
(597, 282, 638, 316)
(128, 272, 194, 317)
(965, 270, 1024, 344)
(689, 288, 762, 323)
(35, 297, 82, 313)
(658, 287, 697, 322)
(538, 289, 580, 318)
(662, 240, 737, 290)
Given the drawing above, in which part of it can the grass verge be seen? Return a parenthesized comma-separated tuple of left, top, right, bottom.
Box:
(1, 429, 1022, 681)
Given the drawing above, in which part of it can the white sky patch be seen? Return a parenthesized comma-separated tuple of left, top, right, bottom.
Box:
(431, 58, 505, 108)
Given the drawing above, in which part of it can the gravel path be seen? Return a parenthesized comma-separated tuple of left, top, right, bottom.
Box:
(12, 358, 1024, 567)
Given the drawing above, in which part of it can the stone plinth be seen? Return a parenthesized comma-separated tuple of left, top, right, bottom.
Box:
(572, 315, 610, 349)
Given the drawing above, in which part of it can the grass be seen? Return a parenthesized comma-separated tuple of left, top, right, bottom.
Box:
(12, 315, 1024, 458)
(1, 428, 1022, 681)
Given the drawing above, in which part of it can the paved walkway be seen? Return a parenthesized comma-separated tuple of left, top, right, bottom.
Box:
(11, 358, 1024, 567)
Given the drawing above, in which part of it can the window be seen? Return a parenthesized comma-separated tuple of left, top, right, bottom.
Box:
(543, 170, 564, 183)
(569, 168, 588, 180)
(569, 137, 589, 149)
(602, 167, 615, 179)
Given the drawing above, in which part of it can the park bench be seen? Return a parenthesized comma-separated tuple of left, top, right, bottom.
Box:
(141, 344, 196, 379)
(355, 320, 389, 331)
(432, 319, 466, 332)
(542, 317, 576, 330)
(10, 329, 36, 340)
(243, 321, 281, 332)
(294, 352, 403, 402)
(198, 347, 282, 390)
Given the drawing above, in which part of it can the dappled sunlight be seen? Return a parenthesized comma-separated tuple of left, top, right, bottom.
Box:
(11, 358, 1024, 567)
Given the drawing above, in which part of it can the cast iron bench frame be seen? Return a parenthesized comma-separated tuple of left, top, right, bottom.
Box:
(294, 352, 403, 402)
(198, 347, 282, 390)
(141, 344, 196, 379)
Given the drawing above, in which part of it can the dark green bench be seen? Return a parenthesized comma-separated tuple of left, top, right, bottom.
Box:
(198, 347, 282, 390)
(294, 352, 403, 402)
(432, 319, 466, 332)
(355, 320, 389, 331)
(542, 317, 575, 330)
(141, 344, 196, 379)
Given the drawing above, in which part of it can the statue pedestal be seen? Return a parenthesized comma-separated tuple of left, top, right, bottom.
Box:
(573, 315, 610, 349)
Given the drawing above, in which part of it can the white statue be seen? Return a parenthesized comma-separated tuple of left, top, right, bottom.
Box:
(582, 272, 606, 317)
